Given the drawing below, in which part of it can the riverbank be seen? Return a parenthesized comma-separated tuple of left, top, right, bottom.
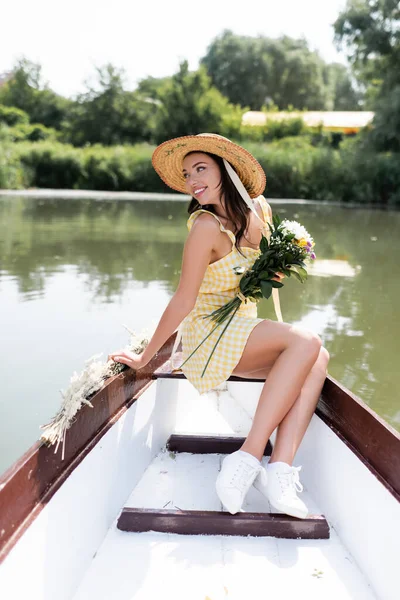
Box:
(0, 189, 188, 201)
(1, 188, 399, 210)
(1, 140, 399, 206)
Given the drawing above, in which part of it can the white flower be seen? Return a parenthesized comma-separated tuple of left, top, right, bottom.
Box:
(39, 323, 156, 456)
(280, 219, 313, 243)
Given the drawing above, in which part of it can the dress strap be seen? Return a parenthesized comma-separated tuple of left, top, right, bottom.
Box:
(187, 209, 236, 246)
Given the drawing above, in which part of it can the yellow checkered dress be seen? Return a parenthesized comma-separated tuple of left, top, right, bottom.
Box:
(179, 195, 272, 394)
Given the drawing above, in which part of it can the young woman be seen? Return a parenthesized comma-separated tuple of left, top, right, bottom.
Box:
(108, 134, 329, 519)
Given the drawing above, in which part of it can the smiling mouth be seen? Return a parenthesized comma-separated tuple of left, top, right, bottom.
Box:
(194, 187, 207, 197)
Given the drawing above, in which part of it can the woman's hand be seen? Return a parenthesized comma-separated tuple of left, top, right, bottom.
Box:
(272, 271, 285, 283)
(107, 349, 149, 371)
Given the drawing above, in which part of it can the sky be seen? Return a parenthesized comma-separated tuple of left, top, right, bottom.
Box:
(1, 0, 348, 99)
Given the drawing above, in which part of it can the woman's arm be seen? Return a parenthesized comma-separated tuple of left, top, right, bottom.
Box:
(136, 214, 221, 365)
(140, 213, 220, 363)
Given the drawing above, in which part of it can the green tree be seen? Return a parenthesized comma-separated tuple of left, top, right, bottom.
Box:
(334, 0, 399, 88)
(201, 31, 332, 110)
(270, 36, 330, 110)
(334, 0, 400, 150)
(367, 86, 400, 151)
(324, 63, 362, 110)
(201, 31, 272, 110)
(0, 105, 29, 126)
(136, 75, 171, 100)
(155, 60, 243, 142)
(63, 63, 155, 146)
(0, 58, 71, 129)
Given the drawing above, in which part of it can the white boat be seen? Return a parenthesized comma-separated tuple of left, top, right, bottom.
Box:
(0, 333, 399, 600)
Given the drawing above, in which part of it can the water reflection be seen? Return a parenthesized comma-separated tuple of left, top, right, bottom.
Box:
(308, 259, 361, 278)
(0, 198, 185, 300)
(0, 195, 399, 475)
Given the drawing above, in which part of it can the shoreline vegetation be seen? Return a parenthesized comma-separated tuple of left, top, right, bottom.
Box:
(1, 137, 399, 206)
(0, 188, 399, 212)
(1, 5, 399, 206)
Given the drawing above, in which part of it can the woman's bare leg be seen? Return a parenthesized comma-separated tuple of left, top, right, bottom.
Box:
(233, 346, 329, 464)
(270, 346, 329, 464)
(230, 320, 324, 462)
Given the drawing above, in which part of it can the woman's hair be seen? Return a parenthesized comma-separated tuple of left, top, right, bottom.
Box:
(186, 151, 251, 258)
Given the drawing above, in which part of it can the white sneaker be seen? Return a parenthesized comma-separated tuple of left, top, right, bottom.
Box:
(216, 450, 261, 514)
(253, 461, 309, 519)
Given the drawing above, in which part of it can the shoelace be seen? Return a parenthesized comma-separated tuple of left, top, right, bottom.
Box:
(277, 466, 304, 498)
(230, 461, 260, 493)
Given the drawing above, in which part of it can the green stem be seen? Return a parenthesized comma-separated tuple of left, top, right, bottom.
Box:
(175, 319, 222, 370)
(200, 306, 240, 378)
(204, 297, 241, 323)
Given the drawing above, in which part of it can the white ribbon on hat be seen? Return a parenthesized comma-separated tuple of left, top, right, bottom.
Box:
(222, 158, 282, 322)
(170, 158, 283, 371)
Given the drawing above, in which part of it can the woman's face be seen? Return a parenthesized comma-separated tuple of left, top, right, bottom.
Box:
(182, 152, 222, 206)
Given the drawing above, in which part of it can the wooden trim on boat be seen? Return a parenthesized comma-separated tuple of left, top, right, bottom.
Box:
(1, 334, 399, 561)
(117, 507, 330, 539)
(155, 433, 327, 538)
(0, 335, 175, 564)
(167, 434, 273, 456)
(317, 375, 400, 502)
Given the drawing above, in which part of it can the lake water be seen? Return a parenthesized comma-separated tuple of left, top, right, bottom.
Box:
(0, 194, 399, 477)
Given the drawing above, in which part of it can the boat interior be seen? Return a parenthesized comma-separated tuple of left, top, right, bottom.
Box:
(1, 345, 399, 600)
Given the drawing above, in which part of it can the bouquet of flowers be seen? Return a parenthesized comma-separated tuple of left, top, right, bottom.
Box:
(179, 215, 316, 377)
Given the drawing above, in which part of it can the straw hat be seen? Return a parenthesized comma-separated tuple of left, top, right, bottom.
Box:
(152, 133, 266, 198)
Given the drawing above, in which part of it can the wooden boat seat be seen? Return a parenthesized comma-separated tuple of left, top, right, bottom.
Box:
(118, 352, 330, 539)
(118, 432, 330, 539)
(152, 352, 266, 382)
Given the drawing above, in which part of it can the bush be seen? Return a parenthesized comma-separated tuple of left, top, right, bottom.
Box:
(0, 144, 25, 188)
(1, 122, 58, 143)
(245, 138, 400, 205)
(236, 124, 265, 143)
(2, 138, 399, 205)
(0, 104, 29, 126)
(251, 141, 314, 199)
(233, 118, 338, 147)
(79, 144, 163, 191)
(263, 117, 306, 140)
(219, 105, 244, 140)
(306, 147, 347, 201)
(24, 123, 58, 142)
(8, 142, 167, 191)
(340, 147, 400, 205)
(14, 142, 85, 188)
(265, 136, 314, 151)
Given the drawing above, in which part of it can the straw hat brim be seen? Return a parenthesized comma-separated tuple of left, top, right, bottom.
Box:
(152, 134, 266, 198)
